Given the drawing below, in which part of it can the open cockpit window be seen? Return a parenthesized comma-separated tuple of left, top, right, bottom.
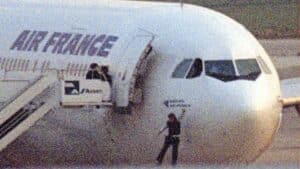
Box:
(205, 60, 237, 82)
(172, 58, 203, 79)
(186, 58, 203, 79)
(236, 59, 261, 80)
(172, 59, 193, 78)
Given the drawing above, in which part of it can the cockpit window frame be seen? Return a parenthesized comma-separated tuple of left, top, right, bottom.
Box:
(205, 60, 237, 82)
(257, 56, 272, 74)
(204, 58, 262, 82)
(171, 58, 204, 79)
(186, 58, 203, 79)
(171, 59, 194, 79)
(235, 58, 262, 81)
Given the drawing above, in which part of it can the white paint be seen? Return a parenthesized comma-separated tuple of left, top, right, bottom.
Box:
(0, 0, 288, 165)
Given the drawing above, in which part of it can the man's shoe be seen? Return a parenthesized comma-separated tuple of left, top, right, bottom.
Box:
(156, 161, 162, 166)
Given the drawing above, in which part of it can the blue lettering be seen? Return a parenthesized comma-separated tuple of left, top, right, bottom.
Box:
(10, 30, 30, 51)
(97, 36, 118, 57)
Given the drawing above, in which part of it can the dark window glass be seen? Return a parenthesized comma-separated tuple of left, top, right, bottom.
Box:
(172, 59, 193, 78)
(205, 60, 237, 82)
(186, 58, 203, 79)
(236, 59, 261, 80)
(257, 56, 271, 74)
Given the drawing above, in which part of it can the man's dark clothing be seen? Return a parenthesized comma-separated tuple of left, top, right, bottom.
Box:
(167, 121, 181, 136)
(105, 73, 112, 86)
(157, 120, 181, 165)
(86, 70, 105, 81)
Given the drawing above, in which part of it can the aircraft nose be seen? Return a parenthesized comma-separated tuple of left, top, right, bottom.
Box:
(185, 81, 282, 163)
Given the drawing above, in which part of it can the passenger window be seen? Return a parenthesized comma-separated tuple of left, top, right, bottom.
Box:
(16, 59, 21, 70)
(12, 59, 17, 70)
(186, 58, 203, 79)
(236, 59, 261, 80)
(8, 59, 14, 71)
(1, 58, 6, 70)
(257, 56, 271, 74)
(20, 59, 25, 71)
(205, 60, 236, 82)
(32, 60, 37, 72)
(172, 59, 193, 78)
(41, 60, 46, 73)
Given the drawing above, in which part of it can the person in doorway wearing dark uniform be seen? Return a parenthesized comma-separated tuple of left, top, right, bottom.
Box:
(86, 63, 105, 80)
(156, 112, 182, 166)
(101, 66, 112, 86)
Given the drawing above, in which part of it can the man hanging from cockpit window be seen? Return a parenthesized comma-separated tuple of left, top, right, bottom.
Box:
(156, 110, 184, 166)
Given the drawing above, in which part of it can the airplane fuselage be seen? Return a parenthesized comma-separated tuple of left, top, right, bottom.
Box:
(0, 0, 282, 165)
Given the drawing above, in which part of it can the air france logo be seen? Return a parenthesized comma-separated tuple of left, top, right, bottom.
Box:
(65, 81, 80, 95)
(10, 30, 119, 57)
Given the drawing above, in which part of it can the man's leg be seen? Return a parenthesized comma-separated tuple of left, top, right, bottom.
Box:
(157, 137, 171, 164)
(172, 138, 180, 165)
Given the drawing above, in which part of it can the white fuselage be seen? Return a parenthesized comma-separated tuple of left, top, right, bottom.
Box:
(0, 0, 282, 165)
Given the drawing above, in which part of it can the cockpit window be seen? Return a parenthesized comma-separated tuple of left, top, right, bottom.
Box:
(257, 56, 271, 74)
(205, 59, 262, 82)
(236, 59, 261, 80)
(186, 58, 203, 79)
(205, 60, 236, 82)
(172, 59, 193, 78)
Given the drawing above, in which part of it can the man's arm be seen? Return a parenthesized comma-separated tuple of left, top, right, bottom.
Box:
(178, 109, 186, 121)
(158, 124, 168, 136)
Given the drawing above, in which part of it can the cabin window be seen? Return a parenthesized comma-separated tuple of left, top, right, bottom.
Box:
(12, 59, 18, 70)
(74, 63, 80, 76)
(236, 59, 261, 80)
(25, 60, 30, 71)
(41, 61, 46, 72)
(69, 63, 74, 76)
(5, 59, 10, 70)
(205, 60, 236, 82)
(83, 64, 88, 76)
(33, 60, 38, 72)
(186, 58, 203, 79)
(78, 64, 83, 76)
(1, 58, 6, 70)
(172, 59, 193, 78)
(20, 59, 26, 71)
(8, 59, 14, 71)
(16, 59, 20, 70)
(46, 60, 50, 70)
(257, 56, 271, 74)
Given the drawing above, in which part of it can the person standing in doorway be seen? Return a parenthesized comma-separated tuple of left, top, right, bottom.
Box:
(156, 112, 182, 166)
(101, 66, 112, 86)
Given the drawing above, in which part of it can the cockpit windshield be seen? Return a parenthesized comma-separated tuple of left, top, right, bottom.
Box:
(205, 59, 261, 82)
(236, 59, 261, 80)
(172, 58, 261, 82)
(205, 60, 237, 82)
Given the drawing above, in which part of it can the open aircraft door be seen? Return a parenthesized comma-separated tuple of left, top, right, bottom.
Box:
(115, 33, 154, 109)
